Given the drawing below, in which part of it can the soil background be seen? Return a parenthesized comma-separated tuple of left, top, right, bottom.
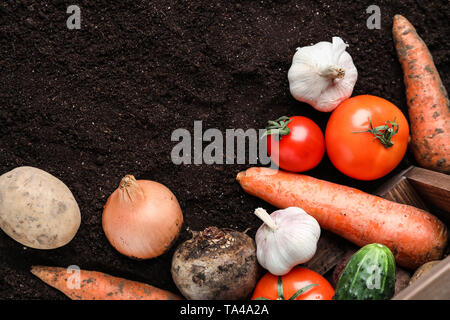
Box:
(0, 0, 449, 299)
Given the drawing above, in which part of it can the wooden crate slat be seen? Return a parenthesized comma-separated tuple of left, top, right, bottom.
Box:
(301, 231, 351, 275)
(393, 255, 450, 300)
(405, 166, 450, 214)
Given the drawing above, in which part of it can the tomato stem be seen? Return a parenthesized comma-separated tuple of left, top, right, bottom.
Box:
(262, 116, 291, 141)
(277, 276, 284, 300)
(288, 284, 318, 300)
(354, 117, 399, 148)
(254, 279, 318, 300)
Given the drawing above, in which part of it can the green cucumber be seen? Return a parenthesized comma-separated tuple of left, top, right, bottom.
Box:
(333, 243, 396, 300)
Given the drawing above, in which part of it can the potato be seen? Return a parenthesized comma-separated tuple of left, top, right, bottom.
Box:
(0, 166, 81, 249)
(409, 260, 441, 285)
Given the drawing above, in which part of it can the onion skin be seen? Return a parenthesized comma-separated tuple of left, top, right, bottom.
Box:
(171, 227, 261, 300)
(102, 175, 183, 259)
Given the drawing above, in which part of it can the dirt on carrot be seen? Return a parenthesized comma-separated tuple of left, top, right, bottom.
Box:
(31, 266, 182, 300)
(393, 14, 450, 174)
(236, 167, 448, 270)
(1, 2, 449, 300)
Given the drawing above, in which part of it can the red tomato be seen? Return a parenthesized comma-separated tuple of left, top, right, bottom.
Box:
(325, 95, 409, 180)
(251, 267, 335, 300)
(267, 116, 325, 172)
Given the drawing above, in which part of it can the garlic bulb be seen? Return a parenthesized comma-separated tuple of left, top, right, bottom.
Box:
(288, 37, 358, 112)
(254, 207, 320, 276)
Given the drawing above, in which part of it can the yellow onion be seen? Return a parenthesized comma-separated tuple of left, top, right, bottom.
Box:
(102, 175, 183, 259)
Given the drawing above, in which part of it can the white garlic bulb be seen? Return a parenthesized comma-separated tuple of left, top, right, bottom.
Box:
(254, 207, 320, 276)
(288, 37, 358, 112)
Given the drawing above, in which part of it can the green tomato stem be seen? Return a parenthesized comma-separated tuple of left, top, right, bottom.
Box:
(262, 116, 291, 141)
(353, 117, 399, 148)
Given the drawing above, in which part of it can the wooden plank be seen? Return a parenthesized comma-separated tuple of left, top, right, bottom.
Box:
(375, 166, 414, 197)
(302, 231, 351, 275)
(305, 164, 449, 299)
(405, 166, 450, 214)
(375, 174, 429, 211)
(375, 165, 450, 299)
(393, 255, 450, 300)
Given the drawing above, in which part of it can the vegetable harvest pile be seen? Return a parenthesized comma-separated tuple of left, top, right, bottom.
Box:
(0, 12, 449, 301)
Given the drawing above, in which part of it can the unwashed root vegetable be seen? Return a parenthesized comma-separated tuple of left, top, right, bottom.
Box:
(171, 227, 260, 300)
(393, 15, 450, 173)
(394, 268, 412, 295)
(102, 175, 183, 259)
(236, 167, 448, 269)
(254, 207, 320, 276)
(0, 166, 81, 249)
(409, 260, 441, 285)
(288, 37, 358, 112)
(31, 266, 182, 300)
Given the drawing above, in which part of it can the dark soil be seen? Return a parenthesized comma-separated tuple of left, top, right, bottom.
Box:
(0, 0, 448, 299)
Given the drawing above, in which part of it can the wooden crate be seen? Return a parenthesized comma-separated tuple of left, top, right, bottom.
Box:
(375, 166, 449, 300)
(304, 165, 449, 300)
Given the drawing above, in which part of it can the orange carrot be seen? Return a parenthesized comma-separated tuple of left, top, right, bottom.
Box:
(31, 266, 182, 300)
(393, 15, 450, 173)
(237, 167, 448, 269)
